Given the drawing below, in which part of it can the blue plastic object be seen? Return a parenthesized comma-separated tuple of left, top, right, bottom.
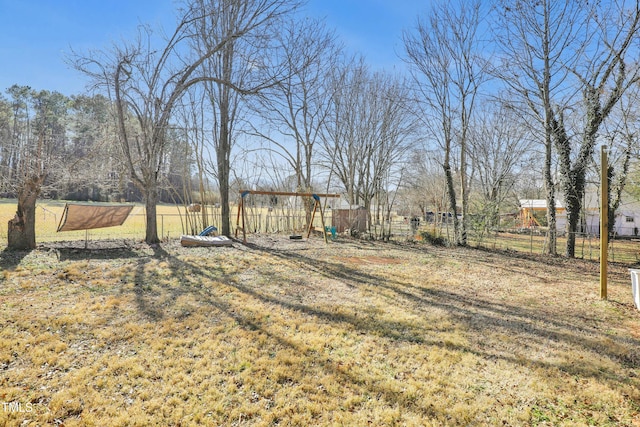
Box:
(324, 226, 337, 240)
(199, 225, 218, 236)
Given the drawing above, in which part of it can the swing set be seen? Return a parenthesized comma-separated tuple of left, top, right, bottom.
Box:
(234, 190, 340, 243)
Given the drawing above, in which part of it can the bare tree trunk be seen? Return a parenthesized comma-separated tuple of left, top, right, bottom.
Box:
(7, 178, 39, 250)
(217, 106, 232, 236)
(543, 135, 557, 255)
(144, 183, 160, 244)
(460, 133, 469, 246)
(608, 133, 633, 232)
(443, 153, 460, 245)
(73, 0, 301, 244)
(560, 156, 588, 258)
(403, 0, 485, 247)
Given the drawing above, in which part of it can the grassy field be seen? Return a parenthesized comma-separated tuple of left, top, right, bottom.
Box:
(469, 229, 640, 264)
(0, 200, 345, 244)
(0, 199, 193, 243)
(2, 199, 640, 264)
(1, 233, 639, 426)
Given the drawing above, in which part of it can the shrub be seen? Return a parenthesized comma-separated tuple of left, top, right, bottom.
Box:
(419, 230, 447, 246)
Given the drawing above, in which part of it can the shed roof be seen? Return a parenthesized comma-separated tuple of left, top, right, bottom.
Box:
(519, 199, 564, 209)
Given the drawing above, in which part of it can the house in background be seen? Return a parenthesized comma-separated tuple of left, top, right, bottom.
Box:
(519, 191, 640, 237)
(578, 191, 640, 237)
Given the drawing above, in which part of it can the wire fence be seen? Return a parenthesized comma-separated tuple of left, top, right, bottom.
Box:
(0, 213, 192, 244)
(2, 201, 638, 264)
(0, 203, 416, 246)
(466, 228, 640, 264)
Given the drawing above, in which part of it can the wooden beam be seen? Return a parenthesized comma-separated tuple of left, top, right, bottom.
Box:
(239, 190, 340, 198)
(600, 145, 608, 300)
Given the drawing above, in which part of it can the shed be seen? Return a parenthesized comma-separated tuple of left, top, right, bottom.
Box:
(332, 205, 368, 233)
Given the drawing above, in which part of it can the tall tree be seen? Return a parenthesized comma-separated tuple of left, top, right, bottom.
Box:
(0, 94, 12, 195)
(403, 0, 488, 246)
(468, 101, 533, 228)
(64, 94, 122, 201)
(495, 0, 640, 257)
(555, 1, 640, 257)
(173, 89, 212, 226)
(190, 0, 302, 236)
(323, 59, 412, 232)
(250, 17, 339, 226)
(401, 148, 450, 226)
(6, 87, 69, 249)
(600, 85, 640, 235)
(72, 0, 300, 242)
(493, 0, 579, 255)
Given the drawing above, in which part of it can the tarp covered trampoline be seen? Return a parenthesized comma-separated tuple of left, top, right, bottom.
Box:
(57, 203, 134, 232)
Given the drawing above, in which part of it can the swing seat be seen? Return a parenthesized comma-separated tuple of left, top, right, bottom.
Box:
(324, 226, 337, 240)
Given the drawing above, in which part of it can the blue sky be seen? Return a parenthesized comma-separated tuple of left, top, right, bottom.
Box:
(0, 0, 429, 97)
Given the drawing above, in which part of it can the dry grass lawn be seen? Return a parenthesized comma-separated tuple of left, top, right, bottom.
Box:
(1, 235, 639, 426)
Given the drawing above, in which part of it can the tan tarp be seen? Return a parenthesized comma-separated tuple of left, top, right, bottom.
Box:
(57, 203, 134, 232)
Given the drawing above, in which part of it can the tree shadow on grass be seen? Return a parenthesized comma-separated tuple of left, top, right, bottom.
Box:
(256, 244, 640, 381)
(125, 243, 451, 420)
(124, 240, 640, 422)
(154, 239, 640, 377)
(129, 244, 243, 322)
(0, 247, 32, 270)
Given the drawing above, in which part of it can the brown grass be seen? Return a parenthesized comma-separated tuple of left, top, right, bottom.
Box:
(1, 235, 640, 426)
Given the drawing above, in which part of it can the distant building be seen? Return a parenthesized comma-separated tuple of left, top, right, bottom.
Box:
(518, 199, 566, 231)
(519, 194, 640, 237)
(581, 191, 640, 237)
(331, 200, 368, 233)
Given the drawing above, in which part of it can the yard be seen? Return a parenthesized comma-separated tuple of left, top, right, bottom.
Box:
(1, 234, 639, 426)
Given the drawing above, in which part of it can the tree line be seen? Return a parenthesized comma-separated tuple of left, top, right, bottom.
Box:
(3, 0, 640, 258)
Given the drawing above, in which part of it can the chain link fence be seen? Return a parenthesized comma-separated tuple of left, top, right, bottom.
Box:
(2, 201, 638, 264)
(468, 229, 640, 264)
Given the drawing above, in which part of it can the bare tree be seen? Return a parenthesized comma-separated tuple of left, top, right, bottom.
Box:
(493, 0, 579, 255)
(599, 84, 640, 234)
(190, 0, 303, 236)
(468, 101, 534, 228)
(172, 88, 216, 233)
(249, 17, 339, 226)
(322, 57, 363, 206)
(402, 149, 449, 221)
(557, 1, 640, 257)
(403, 0, 488, 246)
(323, 59, 413, 233)
(71, 0, 300, 242)
(495, 0, 640, 257)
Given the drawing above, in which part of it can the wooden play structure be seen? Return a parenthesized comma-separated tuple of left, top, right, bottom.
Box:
(235, 190, 340, 243)
(518, 199, 565, 228)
